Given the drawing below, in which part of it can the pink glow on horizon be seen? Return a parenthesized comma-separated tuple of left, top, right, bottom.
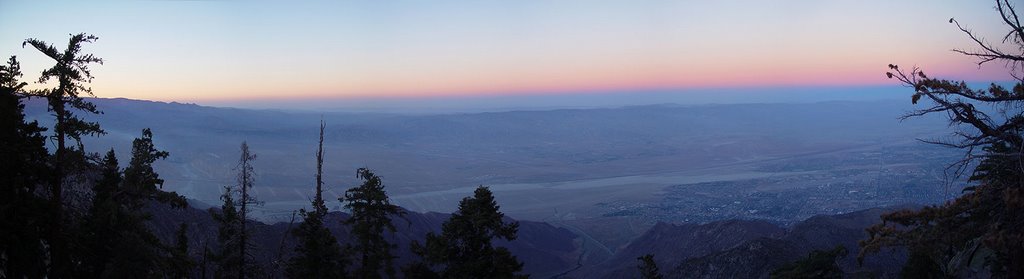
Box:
(5, 1, 1013, 104)
(184, 58, 1011, 103)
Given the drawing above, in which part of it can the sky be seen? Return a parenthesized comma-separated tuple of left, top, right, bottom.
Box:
(0, 1, 1016, 108)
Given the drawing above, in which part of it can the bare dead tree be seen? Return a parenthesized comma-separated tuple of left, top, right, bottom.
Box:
(950, 0, 1024, 76)
(885, 0, 1024, 176)
(284, 119, 348, 278)
(861, 1, 1024, 276)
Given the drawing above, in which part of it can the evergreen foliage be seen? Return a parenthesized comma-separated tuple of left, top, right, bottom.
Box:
(78, 150, 122, 276)
(416, 186, 525, 279)
(23, 32, 106, 277)
(860, 1, 1024, 276)
(770, 246, 846, 279)
(342, 168, 404, 279)
(401, 261, 442, 279)
(636, 254, 663, 279)
(79, 130, 189, 278)
(0, 55, 50, 278)
(168, 223, 195, 279)
(212, 142, 263, 279)
(900, 247, 945, 279)
(212, 186, 244, 279)
(21, 33, 105, 151)
(124, 128, 187, 208)
(287, 121, 348, 278)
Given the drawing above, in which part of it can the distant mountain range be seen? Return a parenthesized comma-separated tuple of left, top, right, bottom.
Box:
(25, 97, 939, 277)
(22, 97, 949, 220)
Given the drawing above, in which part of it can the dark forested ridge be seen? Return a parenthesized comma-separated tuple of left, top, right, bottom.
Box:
(144, 201, 579, 278)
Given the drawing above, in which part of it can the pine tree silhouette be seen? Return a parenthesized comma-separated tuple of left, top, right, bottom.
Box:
(342, 168, 404, 279)
(287, 120, 348, 278)
(0, 55, 50, 278)
(23, 33, 105, 276)
(417, 186, 525, 279)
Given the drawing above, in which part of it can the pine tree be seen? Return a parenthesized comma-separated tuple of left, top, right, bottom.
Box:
(0, 55, 50, 278)
(400, 261, 441, 279)
(22, 34, 105, 276)
(103, 206, 164, 278)
(287, 120, 348, 278)
(342, 168, 404, 279)
(212, 142, 262, 279)
(168, 223, 195, 279)
(124, 128, 187, 208)
(418, 186, 525, 279)
(122, 129, 187, 276)
(636, 254, 663, 279)
(78, 149, 121, 277)
(860, 0, 1024, 276)
(236, 142, 260, 279)
(770, 246, 846, 279)
(79, 130, 190, 277)
(211, 186, 243, 279)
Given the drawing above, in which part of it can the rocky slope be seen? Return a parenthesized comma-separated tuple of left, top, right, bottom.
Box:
(583, 207, 909, 279)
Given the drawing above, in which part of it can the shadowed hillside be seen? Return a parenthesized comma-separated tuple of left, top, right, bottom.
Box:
(146, 201, 581, 278)
(584, 207, 910, 279)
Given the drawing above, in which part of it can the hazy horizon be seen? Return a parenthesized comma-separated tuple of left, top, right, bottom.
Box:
(23, 97, 957, 223)
(89, 82, 1002, 114)
(64, 85, 909, 114)
(197, 84, 910, 113)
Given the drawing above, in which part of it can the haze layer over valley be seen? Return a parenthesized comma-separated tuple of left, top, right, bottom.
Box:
(25, 97, 959, 246)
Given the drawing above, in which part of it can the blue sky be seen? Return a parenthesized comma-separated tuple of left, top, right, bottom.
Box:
(0, 0, 1014, 108)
